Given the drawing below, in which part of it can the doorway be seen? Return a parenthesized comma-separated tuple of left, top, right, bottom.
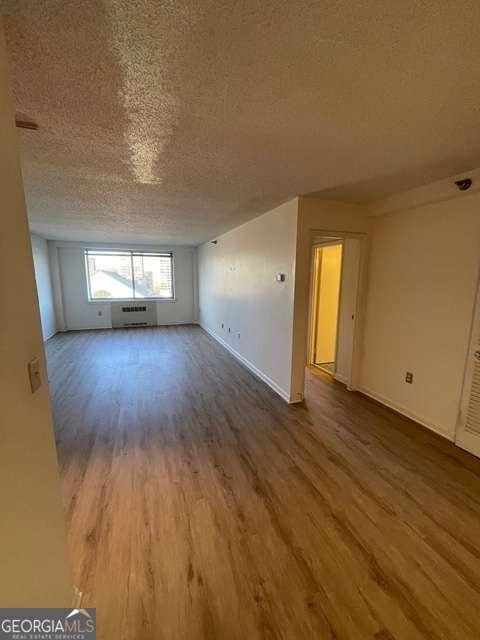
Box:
(309, 242, 343, 375)
(303, 233, 363, 396)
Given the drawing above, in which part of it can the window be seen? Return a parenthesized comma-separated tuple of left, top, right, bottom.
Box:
(85, 250, 174, 300)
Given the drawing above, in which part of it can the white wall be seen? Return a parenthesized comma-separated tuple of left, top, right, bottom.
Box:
(360, 192, 480, 440)
(50, 242, 197, 331)
(0, 21, 71, 605)
(198, 199, 299, 401)
(31, 234, 56, 340)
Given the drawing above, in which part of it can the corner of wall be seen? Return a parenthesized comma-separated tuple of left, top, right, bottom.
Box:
(48, 241, 66, 332)
(193, 245, 199, 323)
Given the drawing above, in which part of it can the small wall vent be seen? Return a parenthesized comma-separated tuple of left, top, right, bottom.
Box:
(122, 306, 147, 313)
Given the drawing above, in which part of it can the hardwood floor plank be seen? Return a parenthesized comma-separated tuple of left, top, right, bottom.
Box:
(45, 326, 480, 639)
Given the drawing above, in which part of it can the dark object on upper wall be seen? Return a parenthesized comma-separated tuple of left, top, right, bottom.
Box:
(455, 178, 472, 191)
(15, 118, 38, 130)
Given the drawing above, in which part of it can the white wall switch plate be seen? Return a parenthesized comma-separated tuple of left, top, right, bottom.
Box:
(28, 357, 42, 393)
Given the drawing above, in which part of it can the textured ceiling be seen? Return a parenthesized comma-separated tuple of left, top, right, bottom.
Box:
(2, 1, 480, 245)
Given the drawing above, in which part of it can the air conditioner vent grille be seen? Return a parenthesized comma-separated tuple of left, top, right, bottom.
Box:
(122, 306, 147, 312)
(111, 302, 156, 328)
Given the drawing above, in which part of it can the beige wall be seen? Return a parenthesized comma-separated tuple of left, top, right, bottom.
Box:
(0, 23, 71, 605)
(361, 193, 480, 439)
(198, 199, 298, 400)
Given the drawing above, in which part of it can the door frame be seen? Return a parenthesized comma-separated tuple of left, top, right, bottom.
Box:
(307, 240, 344, 375)
(456, 265, 480, 456)
(306, 229, 369, 391)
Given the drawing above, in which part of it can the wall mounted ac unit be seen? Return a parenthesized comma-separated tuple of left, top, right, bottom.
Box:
(111, 302, 157, 328)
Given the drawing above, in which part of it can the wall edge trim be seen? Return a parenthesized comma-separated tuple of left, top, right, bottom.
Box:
(200, 323, 291, 403)
(62, 320, 196, 331)
(357, 385, 454, 441)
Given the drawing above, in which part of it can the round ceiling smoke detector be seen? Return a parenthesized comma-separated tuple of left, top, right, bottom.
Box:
(455, 178, 472, 191)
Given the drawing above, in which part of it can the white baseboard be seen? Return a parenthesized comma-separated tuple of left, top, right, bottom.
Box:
(64, 320, 196, 331)
(64, 325, 111, 331)
(200, 324, 291, 403)
(334, 372, 348, 384)
(43, 330, 57, 341)
(358, 385, 454, 441)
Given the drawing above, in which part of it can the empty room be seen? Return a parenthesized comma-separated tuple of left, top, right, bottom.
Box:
(3, 2, 480, 639)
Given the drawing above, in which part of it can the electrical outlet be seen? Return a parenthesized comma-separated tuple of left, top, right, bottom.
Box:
(98, 310, 102, 317)
(405, 371, 413, 384)
(28, 357, 42, 393)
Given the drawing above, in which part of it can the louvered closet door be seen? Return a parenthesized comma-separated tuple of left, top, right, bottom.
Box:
(456, 285, 480, 458)
(466, 346, 480, 432)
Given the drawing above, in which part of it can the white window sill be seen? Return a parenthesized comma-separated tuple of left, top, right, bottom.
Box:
(87, 298, 176, 304)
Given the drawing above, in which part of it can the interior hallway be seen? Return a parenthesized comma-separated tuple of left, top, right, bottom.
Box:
(46, 325, 480, 640)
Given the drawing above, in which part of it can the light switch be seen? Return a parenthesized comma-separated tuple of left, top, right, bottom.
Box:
(276, 273, 286, 282)
(28, 357, 42, 393)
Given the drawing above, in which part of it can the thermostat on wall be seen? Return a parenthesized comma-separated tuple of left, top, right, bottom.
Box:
(276, 273, 286, 282)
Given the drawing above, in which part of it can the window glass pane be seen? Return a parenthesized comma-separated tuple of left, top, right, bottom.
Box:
(132, 254, 173, 298)
(85, 251, 173, 300)
(87, 253, 134, 299)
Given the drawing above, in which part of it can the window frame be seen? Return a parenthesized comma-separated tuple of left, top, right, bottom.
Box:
(84, 249, 176, 302)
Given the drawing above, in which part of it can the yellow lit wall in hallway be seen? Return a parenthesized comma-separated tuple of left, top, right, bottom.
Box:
(315, 244, 342, 365)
